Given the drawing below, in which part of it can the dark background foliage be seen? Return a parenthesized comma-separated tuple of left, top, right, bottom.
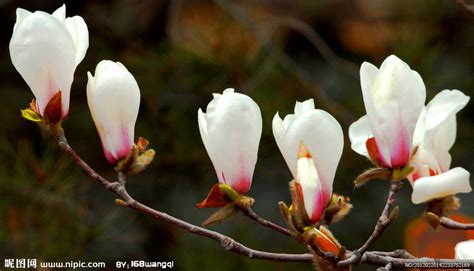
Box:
(0, 0, 473, 270)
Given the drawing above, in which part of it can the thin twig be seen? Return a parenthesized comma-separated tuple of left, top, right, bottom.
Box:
(239, 206, 292, 237)
(213, 0, 355, 125)
(57, 132, 313, 263)
(339, 180, 402, 266)
(439, 216, 474, 230)
(269, 16, 359, 78)
(371, 249, 416, 259)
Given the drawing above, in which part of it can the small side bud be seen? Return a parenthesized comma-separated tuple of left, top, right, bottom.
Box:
(427, 195, 461, 218)
(388, 206, 400, 223)
(303, 226, 340, 255)
(233, 195, 255, 208)
(43, 91, 63, 124)
(116, 137, 155, 175)
(127, 149, 156, 175)
(115, 199, 127, 207)
(426, 211, 441, 229)
(278, 201, 290, 222)
(323, 194, 352, 225)
(442, 195, 461, 213)
(202, 203, 238, 228)
(21, 95, 65, 135)
(354, 168, 392, 188)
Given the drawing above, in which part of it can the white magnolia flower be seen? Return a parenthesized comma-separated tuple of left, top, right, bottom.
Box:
(349, 55, 426, 168)
(198, 88, 262, 193)
(10, 4, 88, 117)
(87, 61, 140, 164)
(455, 240, 474, 260)
(409, 90, 471, 204)
(273, 99, 344, 217)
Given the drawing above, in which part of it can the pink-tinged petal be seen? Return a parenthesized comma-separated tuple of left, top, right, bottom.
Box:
(297, 155, 324, 223)
(230, 176, 251, 194)
(272, 99, 343, 205)
(389, 122, 410, 168)
(411, 167, 471, 204)
(103, 144, 118, 164)
(366, 137, 389, 167)
(455, 240, 474, 259)
(10, 10, 76, 116)
(358, 55, 426, 168)
(87, 61, 140, 164)
(198, 89, 262, 192)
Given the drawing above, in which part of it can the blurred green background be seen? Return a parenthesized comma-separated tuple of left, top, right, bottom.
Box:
(0, 0, 473, 270)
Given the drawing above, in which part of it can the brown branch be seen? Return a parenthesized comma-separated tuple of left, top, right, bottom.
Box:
(439, 216, 474, 230)
(339, 180, 402, 266)
(125, 200, 312, 262)
(56, 131, 474, 268)
(370, 249, 416, 259)
(57, 132, 313, 263)
(239, 206, 292, 237)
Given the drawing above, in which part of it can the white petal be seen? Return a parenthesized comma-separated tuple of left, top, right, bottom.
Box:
(52, 4, 66, 22)
(65, 16, 89, 65)
(348, 115, 372, 158)
(273, 99, 343, 204)
(297, 157, 324, 223)
(272, 112, 286, 159)
(360, 55, 426, 167)
(414, 89, 469, 146)
(412, 89, 469, 173)
(10, 11, 76, 115)
(199, 89, 262, 193)
(455, 240, 474, 259)
(294, 99, 315, 114)
(433, 116, 455, 172)
(411, 167, 471, 204)
(13, 8, 32, 32)
(360, 61, 379, 96)
(197, 109, 212, 174)
(87, 61, 140, 163)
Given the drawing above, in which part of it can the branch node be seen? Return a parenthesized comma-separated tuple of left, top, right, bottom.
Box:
(220, 237, 235, 251)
